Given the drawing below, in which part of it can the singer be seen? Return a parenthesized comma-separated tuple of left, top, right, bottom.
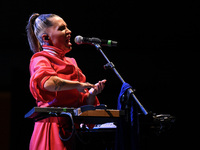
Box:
(26, 13, 106, 150)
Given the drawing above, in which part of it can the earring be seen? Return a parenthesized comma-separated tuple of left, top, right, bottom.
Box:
(44, 36, 49, 40)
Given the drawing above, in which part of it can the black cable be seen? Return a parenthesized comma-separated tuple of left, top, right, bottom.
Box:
(59, 112, 75, 142)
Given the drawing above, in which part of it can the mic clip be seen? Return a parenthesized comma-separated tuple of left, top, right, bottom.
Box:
(104, 62, 115, 70)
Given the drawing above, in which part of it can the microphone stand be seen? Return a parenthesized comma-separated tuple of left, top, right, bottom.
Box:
(94, 44, 148, 150)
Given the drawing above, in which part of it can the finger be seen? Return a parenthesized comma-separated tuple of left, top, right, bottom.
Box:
(85, 82, 95, 88)
(96, 81, 103, 94)
(98, 80, 106, 89)
(97, 82, 102, 93)
(99, 80, 106, 89)
(102, 79, 107, 83)
(99, 81, 104, 91)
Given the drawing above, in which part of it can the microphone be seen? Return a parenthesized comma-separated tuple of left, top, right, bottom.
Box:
(74, 35, 117, 47)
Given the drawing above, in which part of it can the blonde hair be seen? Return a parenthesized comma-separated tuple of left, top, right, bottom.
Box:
(26, 13, 57, 53)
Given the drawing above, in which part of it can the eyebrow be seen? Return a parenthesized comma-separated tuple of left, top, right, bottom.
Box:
(60, 23, 67, 27)
(57, 24, 67, 30)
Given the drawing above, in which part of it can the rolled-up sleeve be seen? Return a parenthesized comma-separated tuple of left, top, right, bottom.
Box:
(29, 56, 58, 103)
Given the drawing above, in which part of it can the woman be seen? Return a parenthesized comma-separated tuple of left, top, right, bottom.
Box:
(26, 13, 106, 150)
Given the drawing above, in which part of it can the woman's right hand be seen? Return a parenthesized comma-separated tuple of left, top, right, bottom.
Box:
(76, 82, 95, 93)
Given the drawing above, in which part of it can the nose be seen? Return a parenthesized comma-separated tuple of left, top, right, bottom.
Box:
(66, 28, 72, 34)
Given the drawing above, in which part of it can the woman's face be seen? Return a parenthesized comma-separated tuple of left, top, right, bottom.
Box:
(45, 16, 72, 53)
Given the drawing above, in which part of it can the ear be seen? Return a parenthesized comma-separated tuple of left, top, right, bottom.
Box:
(41, 33, 53, 46)
(42, 34, 50, 42)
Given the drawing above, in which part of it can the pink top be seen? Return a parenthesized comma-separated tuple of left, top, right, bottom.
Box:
(29, 45, 99, 150)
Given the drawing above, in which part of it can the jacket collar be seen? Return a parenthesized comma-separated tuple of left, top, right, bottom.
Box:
(42, 45, 66, 59)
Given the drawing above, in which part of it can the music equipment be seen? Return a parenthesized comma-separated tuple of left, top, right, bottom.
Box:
(24, 107, 74, 121)
(24, 105, 124, 124)
(24, 105, 175, 149)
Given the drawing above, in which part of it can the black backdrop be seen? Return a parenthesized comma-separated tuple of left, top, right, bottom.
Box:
(0, 0, 198, 150)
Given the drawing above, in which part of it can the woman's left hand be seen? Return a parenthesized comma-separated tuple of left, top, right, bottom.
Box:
(88, 79, 107, 96)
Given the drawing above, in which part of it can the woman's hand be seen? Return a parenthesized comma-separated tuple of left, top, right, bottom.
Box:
(88, 79, 107, 96)
(76, 82, 95, 93)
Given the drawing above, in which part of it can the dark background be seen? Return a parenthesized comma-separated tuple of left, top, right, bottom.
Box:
(0, 0, 198, 149)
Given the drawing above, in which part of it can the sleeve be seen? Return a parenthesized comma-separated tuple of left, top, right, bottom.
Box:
(29, 56, 58, 103)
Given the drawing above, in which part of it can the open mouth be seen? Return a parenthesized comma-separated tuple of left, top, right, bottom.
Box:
(66, 40, 72, 46)
(66, 35, 72, 47)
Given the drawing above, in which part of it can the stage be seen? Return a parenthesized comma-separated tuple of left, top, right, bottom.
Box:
(0, 0, 198, 149)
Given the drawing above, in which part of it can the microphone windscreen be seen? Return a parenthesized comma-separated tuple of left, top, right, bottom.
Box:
(74, 35, 83, 44)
